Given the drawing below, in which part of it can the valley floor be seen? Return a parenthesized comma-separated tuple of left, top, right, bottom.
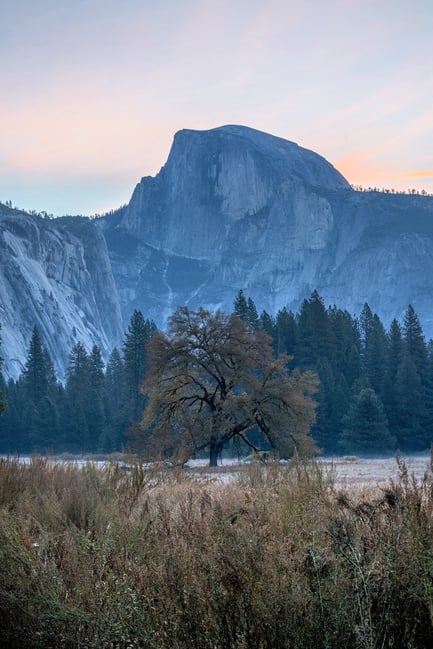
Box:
(3, 453, 431, 490)
(185, 454, 432, 489)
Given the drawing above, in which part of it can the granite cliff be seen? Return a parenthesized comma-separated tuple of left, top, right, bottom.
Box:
(0, 205, 123, 378)
(100, 125, 433, 337)
(2, 125, 433, 378)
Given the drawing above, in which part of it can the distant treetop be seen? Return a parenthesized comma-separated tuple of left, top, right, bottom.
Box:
(351, 184, 432, 197)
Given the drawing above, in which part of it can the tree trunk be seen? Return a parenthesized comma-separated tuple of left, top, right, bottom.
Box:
(209, 440, 222, 468)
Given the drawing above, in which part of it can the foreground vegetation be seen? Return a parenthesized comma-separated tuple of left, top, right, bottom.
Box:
(1, 456, 433, 648)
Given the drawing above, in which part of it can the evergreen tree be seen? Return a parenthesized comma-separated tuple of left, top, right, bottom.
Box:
(329, 375, 351, 450)
(0, 324, 7, 418)
(387, 318, 403, 371)
(259, 310, 276, 339)
(296, 291, 331, 368)
(0, 325, 13, 451)
(387, 319, 404, 382)
(345, 345, 362, 388)
(275, 308, 297, 358)
(233, 289, 249, 322)
(383, 319, 405, 435)
(0, 378, 22, 453)
(233, 290, 259, 331)
(359, 303, 374, 352)
(34, 396, 61, 451)
(246, 297, 259, 331)
(21, 327, 60, 450)
(103, 348, 126, 451)
(340, 388, 395, 454)
(363, 314, 388, 398)
(123, 311, 157, 426)
(44, 349, 59, 392)
(61, 342, 91, 451)
(426, 343, 433, 447)
(327, 306, 361, 380)
(395, 351, 425, 451)
(311, 357, 335, 452)
(403, 305, 428, 380)
(402, 305, 432, 446)
(22, 327, 48, 403)
(88, 345, 107, 452)
(0, 372, 7, 418)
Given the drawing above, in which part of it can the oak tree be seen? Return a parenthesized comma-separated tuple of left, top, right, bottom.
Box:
(139, 307, 318, 466)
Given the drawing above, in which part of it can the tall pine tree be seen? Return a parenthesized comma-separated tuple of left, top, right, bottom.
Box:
(103, 348, 126, 451)
(259, 310, 276, 339)
(88, 345, 107, 452)
(123, 311, 157, 426)
(0, 324, 7, 418)
(275, 308, 297, 358)
(403, 305, 428, 381)
(21, 326, 61, 451)
(340, 387, 395, 455)
(296, 291, 331, 368)
(395, 351, 425, 451)
(233, 289, 249, 321)
(61, 342, 91, 452)
(363, 314, 388, 398)
(233, 290, 259, 331)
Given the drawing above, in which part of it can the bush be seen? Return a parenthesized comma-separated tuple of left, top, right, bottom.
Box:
(0, 455, 432, 647)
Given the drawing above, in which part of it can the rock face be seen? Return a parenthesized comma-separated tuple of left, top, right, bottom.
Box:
(100, 125, 433, 337)
(0, 206, 123, 379)
(3, 124, 433, 378)
(98, 125, 351, 323)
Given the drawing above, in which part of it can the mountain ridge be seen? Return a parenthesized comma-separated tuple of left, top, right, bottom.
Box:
(101, 125, 433, 337)
(2, 124, 433, 377)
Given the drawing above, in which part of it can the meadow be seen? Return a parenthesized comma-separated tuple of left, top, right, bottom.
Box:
(1, 454, 433, 648)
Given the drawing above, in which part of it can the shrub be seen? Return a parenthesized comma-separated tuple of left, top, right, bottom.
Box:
(0, 455, 432, 647)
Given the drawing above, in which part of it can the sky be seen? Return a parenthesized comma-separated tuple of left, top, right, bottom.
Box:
(1, 0, 432, 216)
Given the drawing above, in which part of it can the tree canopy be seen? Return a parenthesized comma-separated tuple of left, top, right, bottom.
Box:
(2, 295, 433, 457)
(138, 307, 318, 466)
(340, 387, 395, 454)
(123, 310, 157, 425)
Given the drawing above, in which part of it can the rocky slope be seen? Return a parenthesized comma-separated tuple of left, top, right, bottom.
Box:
(0, 205, 123, 379)
(100, 125, 433, 336)
(3, 124, 433, 378)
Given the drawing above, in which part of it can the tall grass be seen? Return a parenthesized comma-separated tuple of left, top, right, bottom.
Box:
(1, 455, 433, 648)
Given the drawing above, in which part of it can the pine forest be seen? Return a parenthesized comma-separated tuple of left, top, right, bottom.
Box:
(0, 291, 432, 458)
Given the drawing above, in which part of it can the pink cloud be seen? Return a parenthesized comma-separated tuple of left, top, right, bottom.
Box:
(0, 95, 174, 181)
(335, 150, 389, 185)
(399, 170, 433, 179)
(335, 150, 433, 192)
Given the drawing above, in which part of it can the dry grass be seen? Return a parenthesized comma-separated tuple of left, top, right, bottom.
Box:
(1, 455, 433, 648)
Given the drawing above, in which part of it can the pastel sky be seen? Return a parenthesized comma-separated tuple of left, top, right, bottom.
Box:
(1, 0, 432, 216)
